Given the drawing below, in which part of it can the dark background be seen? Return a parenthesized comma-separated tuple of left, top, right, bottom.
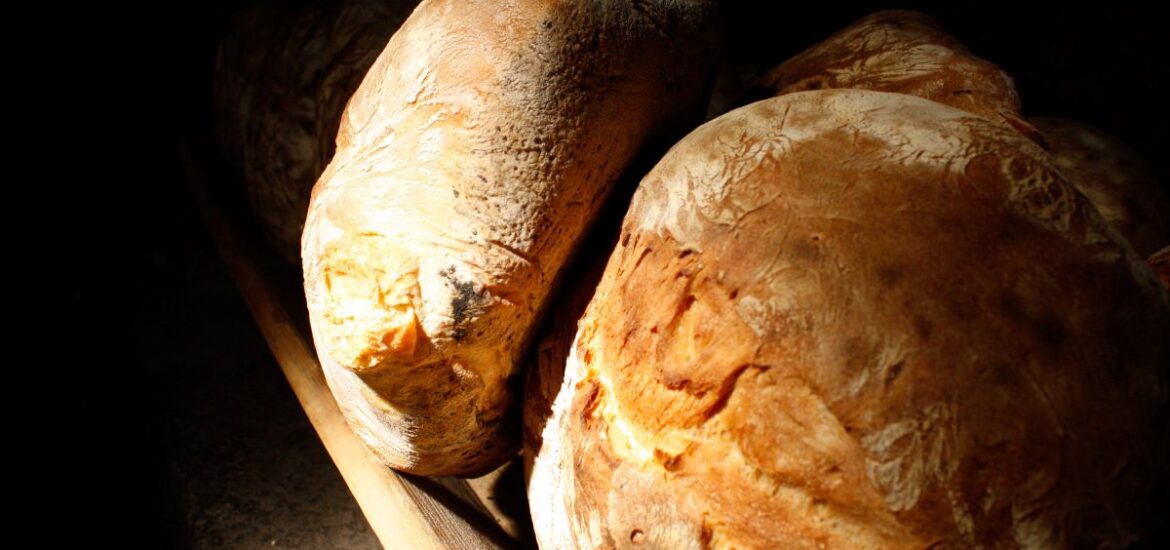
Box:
(16, 1, 1166, 546)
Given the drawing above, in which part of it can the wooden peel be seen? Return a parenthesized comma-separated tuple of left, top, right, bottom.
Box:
(179, 138, 528, 549)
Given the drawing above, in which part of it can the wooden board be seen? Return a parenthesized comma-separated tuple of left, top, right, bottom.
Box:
(179, 137, 535, 549)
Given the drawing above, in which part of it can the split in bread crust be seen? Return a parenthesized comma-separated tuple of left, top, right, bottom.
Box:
(529, 90, 1170, 548)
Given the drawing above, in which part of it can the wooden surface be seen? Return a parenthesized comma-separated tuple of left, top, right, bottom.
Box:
(180, 138, 534, 549)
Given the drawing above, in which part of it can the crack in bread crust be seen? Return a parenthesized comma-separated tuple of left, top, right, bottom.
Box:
(528, 90, 1170, 547)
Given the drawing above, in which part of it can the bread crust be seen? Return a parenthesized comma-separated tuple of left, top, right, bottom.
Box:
(303, 0, 720, 475)
(1032, 117, 1170, 257)
(741, 10, 1037, 141)
(530, 90, 1170, 547)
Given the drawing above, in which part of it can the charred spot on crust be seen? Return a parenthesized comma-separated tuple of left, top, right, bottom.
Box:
(440, 266, 482, 326)
(451, 280, 477, 321)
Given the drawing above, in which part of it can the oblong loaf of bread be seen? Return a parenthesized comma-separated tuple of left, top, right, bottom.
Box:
(302, 0, 721, 475)
(530, 90, 1170, 547)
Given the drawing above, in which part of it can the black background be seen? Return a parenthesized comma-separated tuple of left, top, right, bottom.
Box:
(15, 1, 1167, 545)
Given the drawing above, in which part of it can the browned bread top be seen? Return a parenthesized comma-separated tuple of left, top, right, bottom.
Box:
(741, 10, 1035, 139)
(529, 89, 1170, 548)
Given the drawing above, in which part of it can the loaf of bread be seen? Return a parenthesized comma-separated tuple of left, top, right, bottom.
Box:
(302, 0, 721, 476)
(1031, 118, 1170, 257)
(728, 11, 1169, 268)
(528, 90, 1170, 547)
(739, 10, 1037, 140)
(214, 0, 415, 263)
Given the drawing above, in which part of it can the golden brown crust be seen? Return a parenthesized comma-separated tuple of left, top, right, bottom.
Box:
(1032, 117, 1170, 257)
(530, 90, 1170, 548)
(740, 10, 1038, 142)
(303, 0, 721, 476)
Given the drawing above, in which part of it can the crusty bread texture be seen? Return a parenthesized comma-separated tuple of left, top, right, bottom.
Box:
(1032, 117, 1170, 257)
(740, 10, 1035, 139)
(302, 0, 721, 476)
(529, 90, 1170, 548)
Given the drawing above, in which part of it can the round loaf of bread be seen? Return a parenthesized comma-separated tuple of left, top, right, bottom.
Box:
(302, 0, 720, 475)
(740, 10, 1034, 139)
(528, 90, 1170, 547)
(1032, 117, 1170, 257)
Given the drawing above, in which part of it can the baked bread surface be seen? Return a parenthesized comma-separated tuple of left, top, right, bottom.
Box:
(742, 10, 1033, 139)
(303, 0, 720, 475)
(529, 89, 1170, 548)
